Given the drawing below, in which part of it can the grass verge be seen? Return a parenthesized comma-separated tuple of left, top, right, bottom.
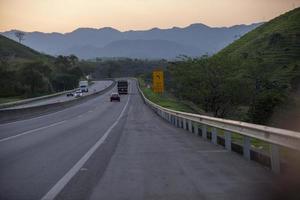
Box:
(0, 97, 24, 104)
(138, 78, 198, 113)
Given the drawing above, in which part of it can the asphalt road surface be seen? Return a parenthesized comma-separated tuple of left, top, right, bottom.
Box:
(3, 80, 113, 110)
(0, 79, 277, 200)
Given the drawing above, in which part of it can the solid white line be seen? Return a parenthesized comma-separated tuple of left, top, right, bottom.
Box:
(40, 83, 131, 200)
(197, 150, 228, 153)
(0, 120, 67, 143)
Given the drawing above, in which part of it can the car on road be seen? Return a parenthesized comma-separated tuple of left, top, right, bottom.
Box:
(110, 93, 120, 102)
(117, 80, 128, 95)
(79, 80, 89, 93)
(74, 90, 83, 98)
(66, 92, 74, 97)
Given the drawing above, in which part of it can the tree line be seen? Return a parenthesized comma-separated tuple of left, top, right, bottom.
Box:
(166, 55, 300, 124)
(87, 58, 169, 79)
(0, 55, 84, 98)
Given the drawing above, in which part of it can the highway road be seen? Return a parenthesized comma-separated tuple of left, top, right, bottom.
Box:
(2, 80, 113, 110)
(0, 79, 277, 200)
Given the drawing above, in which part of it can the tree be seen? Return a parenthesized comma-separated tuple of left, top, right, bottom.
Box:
(15, 31, 25, 43)
(19, 61, 52, 96)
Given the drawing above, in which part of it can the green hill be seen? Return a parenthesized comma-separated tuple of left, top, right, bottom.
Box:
(216, 7, 300, 126)
(0, 35, 83, 100)
(0, 35, 51, 63)
(168, 7, 300, 127)
(217, 7, 300, 70)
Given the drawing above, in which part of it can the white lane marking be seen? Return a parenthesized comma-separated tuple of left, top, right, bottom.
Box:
(0, 94, 113, 143)
(41, 83, 131, 200)
(0, 120, 67, 143)
(197, 150, 228, 153)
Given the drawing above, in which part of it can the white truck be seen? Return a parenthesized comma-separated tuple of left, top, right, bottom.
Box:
(79, 81, 89, 93)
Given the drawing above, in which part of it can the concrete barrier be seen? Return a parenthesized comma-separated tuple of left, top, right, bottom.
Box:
(0, 81, 116, 124)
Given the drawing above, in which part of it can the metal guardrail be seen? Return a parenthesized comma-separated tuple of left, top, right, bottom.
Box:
(137, 81, 300, 173)
(0, 80, 116, 124)
(0, 79, 114, 109)
(0, 89, 77, 109)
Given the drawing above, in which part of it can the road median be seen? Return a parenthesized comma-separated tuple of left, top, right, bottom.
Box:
(0, 80, 116, 124)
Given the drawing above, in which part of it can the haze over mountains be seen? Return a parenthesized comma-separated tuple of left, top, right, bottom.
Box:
(1, 23, 262, 59)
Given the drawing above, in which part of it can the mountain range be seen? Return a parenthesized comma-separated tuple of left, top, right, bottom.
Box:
(1, 23, 263, 59)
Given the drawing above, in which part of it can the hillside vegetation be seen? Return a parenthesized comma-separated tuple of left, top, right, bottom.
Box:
(88, 58, 169, 79)
(0, 35, 50, 63)
(167, 7, 300, 125)
(217, 7, 300, 69)
(0, 35, 84, 100)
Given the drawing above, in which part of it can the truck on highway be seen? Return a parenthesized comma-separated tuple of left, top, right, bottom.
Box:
(117, 80, 128, 95)
(79, 80, 89, 93)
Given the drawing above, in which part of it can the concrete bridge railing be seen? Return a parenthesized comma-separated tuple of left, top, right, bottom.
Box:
(137, 82, 300, 173)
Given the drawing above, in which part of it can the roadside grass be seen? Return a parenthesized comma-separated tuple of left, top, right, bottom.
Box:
(0, 97, 23, 104)
(212, 129, 270, 152)
(138, 78, 198, 114)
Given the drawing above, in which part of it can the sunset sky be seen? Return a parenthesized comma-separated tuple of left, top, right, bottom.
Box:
(0, 0, 299, 33)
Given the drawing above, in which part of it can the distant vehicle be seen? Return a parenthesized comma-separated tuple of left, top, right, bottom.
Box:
(117, 80, 128, 95)
(74, 90, 83, 98)
(66, 92, 74, 97)
(110, 93, 120, 102)
(79, 80, 89, 93)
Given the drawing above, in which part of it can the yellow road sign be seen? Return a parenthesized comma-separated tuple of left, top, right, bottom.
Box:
(152, 70, 164, 93)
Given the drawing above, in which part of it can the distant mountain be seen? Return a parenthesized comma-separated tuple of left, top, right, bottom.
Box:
(1, 23, 263, 59)
(61, 39, 201, 59)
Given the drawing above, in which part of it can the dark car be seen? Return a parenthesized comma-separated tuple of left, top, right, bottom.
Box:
(66, 92, 74, 97)
(110, 93, 120, 102)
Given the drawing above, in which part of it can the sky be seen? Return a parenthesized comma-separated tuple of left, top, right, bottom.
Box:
(0, 0, 299, 33)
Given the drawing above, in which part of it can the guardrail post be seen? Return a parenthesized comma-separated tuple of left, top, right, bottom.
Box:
(188, 120, 193, 133)
(224, 131, 232, 151)
(243, 136, 251, 160)
(182, 118, 187, 130)
(270, 144, 280, 173)
(202, 125, 207, 139)
(194, 123, 199, 136)
(180, 118, 183, 128)
(212, 127, 217, 145)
